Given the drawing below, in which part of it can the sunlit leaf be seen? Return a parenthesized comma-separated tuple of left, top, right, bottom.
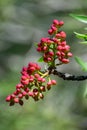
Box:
(50, 44, 54, 49)
(83, 83, 87, 98)
(74, 32, 87, 40)
(34, 42, 38, 47)
(84, 28, 87, 30)
(38, 56, 43, 62)
(70, 14, 87, 23)
(75, 56, 87, 71)
(80, 41, 87, 44)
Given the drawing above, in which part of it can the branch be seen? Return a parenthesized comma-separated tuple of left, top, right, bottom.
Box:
(48, 67, 87, 81)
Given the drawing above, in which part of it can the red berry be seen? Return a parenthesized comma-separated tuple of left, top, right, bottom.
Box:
(53, 19, 59, 26)
(43, 46, 48, 51)
(37, 47, 41, 52)
(59, 21, 64, 26)
(51, 24, 57, 31)
(40, 86, 46, 92)
(61, 41, 66, 46)
(11, 94, 15, 98)
(55, 33, 61, 38)
(60, 31, 66, 38)
(62, 45, 70, 52)
(51, 80, 56, 85)
(14, 98, 19, 103)
(34, 73, 40, 79)
(6, 95, 11, 102)
(62, 58, 69, 64)
(49, 51, 54, 56)
(48, 29, 53, 35)
(67, 52, 73, 57)
(24, 87, 29, 92)
(57, 45, 63, 51)
(22, 91, 27, 96)
(39, 93, 44, 99)
(28, 91, 34, 97)
(56, 51, 61, 56)
(16, 83, 23, 89)
(18, 93, 23, 98)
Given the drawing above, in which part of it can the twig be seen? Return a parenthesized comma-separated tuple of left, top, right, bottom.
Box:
(48, 66, 87, 81)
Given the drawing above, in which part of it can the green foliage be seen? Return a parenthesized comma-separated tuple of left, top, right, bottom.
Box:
(75, 56, 87, 71)
(74, 32, 87, 41)
(84, 83, 87, 98)
(71, 13, 87, 70)
(38, 56, 44, 62)
(80, 41, 87, 44)
(70, 14, 87, 23)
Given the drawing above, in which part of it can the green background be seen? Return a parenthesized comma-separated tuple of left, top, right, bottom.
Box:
(0, 0, 87, 130)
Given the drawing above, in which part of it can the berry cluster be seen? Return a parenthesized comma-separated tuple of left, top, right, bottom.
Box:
(37, 19, 72, 64)
(6, 19, 73, 106)
(6, 62, 56, 106)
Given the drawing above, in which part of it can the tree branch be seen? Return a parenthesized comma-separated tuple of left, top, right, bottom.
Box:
(48, 67, 87, 81)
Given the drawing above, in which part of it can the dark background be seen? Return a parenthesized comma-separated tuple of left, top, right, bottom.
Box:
(0, 0, 87, 130)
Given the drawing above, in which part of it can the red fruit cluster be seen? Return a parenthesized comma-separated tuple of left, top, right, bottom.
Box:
(6, 19, 73, 106)
(6, 62, 56, 106)
(37, 19, 72, 64)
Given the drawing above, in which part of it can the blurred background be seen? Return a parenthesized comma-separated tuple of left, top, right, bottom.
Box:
(0, 0, 87, 130)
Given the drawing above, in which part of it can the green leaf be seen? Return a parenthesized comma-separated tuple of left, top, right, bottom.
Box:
(38, 56, 43, 62)
(74, 32, 87, 40)
(80, 41, 87, 44)
(85, 28, 87, 30)
(75, 56, 87, 71)
(34, 42, 38, 47)
(83, 83, 87, 98)
(70, 14, 87, 23)
(50, 44, 54, 49)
